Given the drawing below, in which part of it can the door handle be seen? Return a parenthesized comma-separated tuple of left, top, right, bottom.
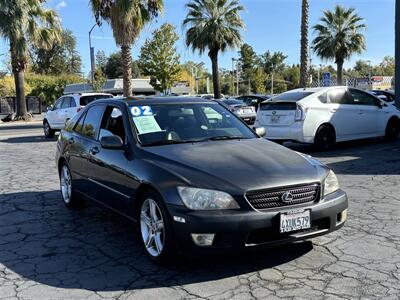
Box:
(358, 110, 364, 115)
(89, 147, 100, 155)
(67, 137, 75, 145)
(330, 109, 337, 113)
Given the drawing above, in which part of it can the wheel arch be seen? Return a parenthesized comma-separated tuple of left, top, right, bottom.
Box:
(313, 122, 336, 143)
(132, 183, 163, 221)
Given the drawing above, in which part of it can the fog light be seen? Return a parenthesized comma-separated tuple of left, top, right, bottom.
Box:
(336, 209, 347, 225)
(191, 234, 215, 246)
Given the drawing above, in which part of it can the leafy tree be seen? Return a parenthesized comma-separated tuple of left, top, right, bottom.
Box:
(104, 51, 141, 79)
(26, 73, 84, 106)
(261, 51, 287, 74)
(0, 75, 32, 97)
(312, 5, 366, 85)
(253, 68, 266, 94)
(183, 0, 244, 99)
(92, 68, 107, 91)
(31, 29, 82, 75)
(283, 65, 300, 90)
(138, 23, 181, 93)
(181, 61, 210, 93)
(90, 0, 163, 97)
(238, 43, 262, 93)
(300, 0, 309, 87)
(353, 60, 371, 77)
(0, 0, 61, 119)
(96, 50, 107, 73)
(379, 56, 395, 76)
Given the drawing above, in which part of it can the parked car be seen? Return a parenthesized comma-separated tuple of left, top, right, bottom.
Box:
(220, 99, 257, 124)
(196, 93, 226, 99)
(236, 94, 272, 111)
(369, 90, 396, 105)
(43, 93, 113, 138)
(56, 97, 348, 262)
(254, 87, 400, 149)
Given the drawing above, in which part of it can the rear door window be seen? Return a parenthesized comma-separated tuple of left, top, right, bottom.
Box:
(327, 88, 352, 104)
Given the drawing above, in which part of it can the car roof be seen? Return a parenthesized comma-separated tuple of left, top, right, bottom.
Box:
(65, 92, 113, 97)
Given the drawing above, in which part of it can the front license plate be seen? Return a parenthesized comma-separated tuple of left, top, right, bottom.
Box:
(280, 210, 311, 233)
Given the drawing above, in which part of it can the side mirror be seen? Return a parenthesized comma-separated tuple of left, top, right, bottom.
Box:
(254, 126, 266, 137)
(100, 135, 124, 149)
(47, 106, 53, 111)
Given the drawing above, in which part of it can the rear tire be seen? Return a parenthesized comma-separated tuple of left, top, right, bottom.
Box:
(43, 120, 55, 138)
(137, 190, 176, 264)
(59, 163, 84, 209)
(385, 118, 400, 141)
(314, 125, 335, 150)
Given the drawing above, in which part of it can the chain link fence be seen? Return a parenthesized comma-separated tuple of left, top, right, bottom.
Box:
(310, 76, 394, 90)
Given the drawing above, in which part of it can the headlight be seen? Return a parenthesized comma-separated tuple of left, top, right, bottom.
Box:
(323, 170, 339, 197)
(177, 187, 240, 210)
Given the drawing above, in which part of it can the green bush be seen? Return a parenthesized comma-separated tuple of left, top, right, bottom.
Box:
(26, 73, 84, 106)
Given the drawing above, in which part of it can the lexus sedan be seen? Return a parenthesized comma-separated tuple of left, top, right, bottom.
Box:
(220, 99, 257, 124)
(56, 97, 348, 262)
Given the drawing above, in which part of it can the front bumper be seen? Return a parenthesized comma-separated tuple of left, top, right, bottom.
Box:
(168, 189, 348, 255)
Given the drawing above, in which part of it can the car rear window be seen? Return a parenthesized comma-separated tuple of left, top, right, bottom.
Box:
(271, 91, 313, 102)
(80, 95, 113, 106)
(223, 99, 245, 106)
(259, 102, 297, 111)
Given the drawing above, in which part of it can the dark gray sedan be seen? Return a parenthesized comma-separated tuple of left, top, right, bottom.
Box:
(55, 97, 348, 262)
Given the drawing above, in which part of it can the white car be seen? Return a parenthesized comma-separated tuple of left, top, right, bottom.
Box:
(43, 93, 113, 138)
(254, 86, 400, 149)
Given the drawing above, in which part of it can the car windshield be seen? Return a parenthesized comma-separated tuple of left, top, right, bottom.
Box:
(271, 91, 314, 102)
(129, 103, 257, 146)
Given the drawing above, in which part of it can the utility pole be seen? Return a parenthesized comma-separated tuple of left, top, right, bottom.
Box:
(395, 0, 400, 108)
(236, 61, 239, 96)
(89, 24, 97, 84)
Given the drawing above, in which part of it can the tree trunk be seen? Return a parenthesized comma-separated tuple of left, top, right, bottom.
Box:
(121, 44, 133, 97)
(11, 55, 28, 119)
(395, 0, 400, 108)
(299, 0, 309, 88)
(209, 49, 221, 99)
(336, 59, 344, 86)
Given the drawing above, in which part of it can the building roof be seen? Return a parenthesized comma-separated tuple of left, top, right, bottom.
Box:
(63, 78, 155, 94)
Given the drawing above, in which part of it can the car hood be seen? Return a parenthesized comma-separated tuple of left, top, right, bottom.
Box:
(142, 138, 327, 194)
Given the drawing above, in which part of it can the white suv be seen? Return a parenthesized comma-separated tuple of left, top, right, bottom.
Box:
(43, 93, 113, 138)
(254, 87, 400, 149)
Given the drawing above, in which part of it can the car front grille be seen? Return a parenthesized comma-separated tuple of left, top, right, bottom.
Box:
(245, 183, 320, 210)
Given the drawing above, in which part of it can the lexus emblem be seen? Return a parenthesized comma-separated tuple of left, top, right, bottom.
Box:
(272, 110, 277, 115)
(281, 192, 293, 203)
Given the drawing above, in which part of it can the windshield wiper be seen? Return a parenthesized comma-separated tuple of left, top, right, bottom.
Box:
(208, 135, 248, 141)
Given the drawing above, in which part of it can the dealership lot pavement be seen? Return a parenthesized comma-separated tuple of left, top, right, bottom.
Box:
(1, 124, 400, 299)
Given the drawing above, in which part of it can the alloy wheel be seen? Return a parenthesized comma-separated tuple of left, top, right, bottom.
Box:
(44, 122, 50, 136)
(140, 198, 165, 257)
(60, 165, 72, 204)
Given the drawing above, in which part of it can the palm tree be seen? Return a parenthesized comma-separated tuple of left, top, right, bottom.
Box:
(183, 0, 244, 99)
(299, 0, 309, 88)
(90, 0, 163, 97)
(0, 0, 61, 120)
(312, 5, 366, 85)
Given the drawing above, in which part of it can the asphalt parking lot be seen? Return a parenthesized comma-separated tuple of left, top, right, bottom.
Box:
(1, 123, 400, 299)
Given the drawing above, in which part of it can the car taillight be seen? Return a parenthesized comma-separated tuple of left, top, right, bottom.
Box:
(295, 104, 307, 121)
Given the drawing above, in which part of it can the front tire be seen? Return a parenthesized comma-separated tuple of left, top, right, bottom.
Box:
(43, 120, 55, 138)
(59, 163, 84, 209)
(385, 118, 400, 141)
(314, 125, 335, 150)
(138, 190, 175, 263)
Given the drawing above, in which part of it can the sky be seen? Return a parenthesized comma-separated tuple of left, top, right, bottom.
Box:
(0, 0, 395, 75)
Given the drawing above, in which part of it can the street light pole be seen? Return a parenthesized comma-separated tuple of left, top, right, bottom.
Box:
(89, 24, 97, 84)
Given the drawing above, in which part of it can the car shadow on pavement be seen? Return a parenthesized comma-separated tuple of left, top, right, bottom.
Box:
(284, 138, 400, 175)
(0, 135, 57, 144)
(0, 190, 313, 292)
